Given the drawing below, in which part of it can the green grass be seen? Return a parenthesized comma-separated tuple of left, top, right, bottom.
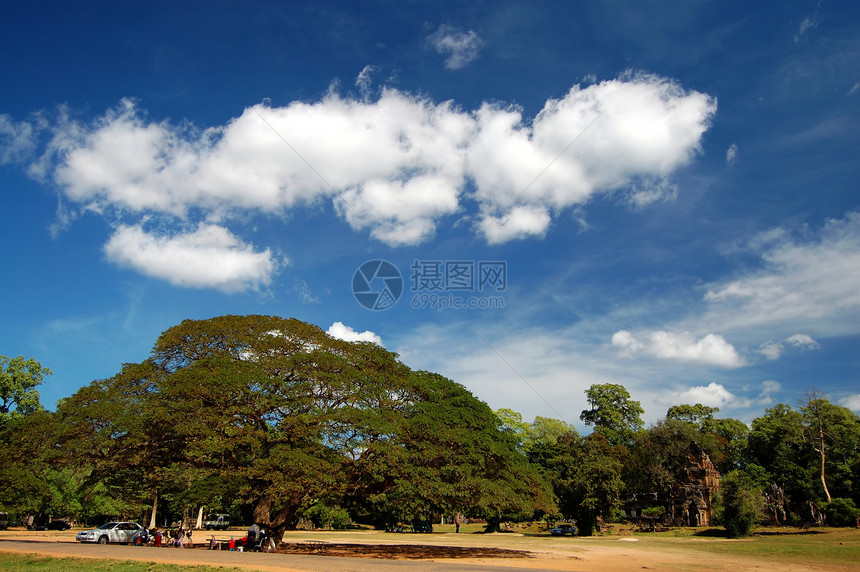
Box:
(0, 553, 257, 572)
(620, 526, 860, 568)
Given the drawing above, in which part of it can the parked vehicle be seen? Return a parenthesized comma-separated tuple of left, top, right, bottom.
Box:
(0, 512, 8, 530)
(76, 522, 143, 544)
(204, 513, 231, 530)
(550, 523, 577, 536)
(45, 520, 72, 530)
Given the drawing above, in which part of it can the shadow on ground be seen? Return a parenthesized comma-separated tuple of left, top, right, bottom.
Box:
(201, 543, 534, 560)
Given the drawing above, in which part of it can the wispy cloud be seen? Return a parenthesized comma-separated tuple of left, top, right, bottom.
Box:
(428, 25, 483, 70)
(757, 333, 820, 360)
(703, 213, 860, 337)
(0, 114, 40, 164)
(293, 278, 320, 304)
(726, 142, 739, 166)
(794, 14, 820, 43)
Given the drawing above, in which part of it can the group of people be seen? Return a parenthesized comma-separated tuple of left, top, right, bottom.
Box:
(134, 523, 271, 552)
(207, 523, 270, 552)
(133, 526, 192, 548)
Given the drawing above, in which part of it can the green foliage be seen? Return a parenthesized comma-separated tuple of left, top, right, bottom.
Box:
(495, 409, 577, 453)
(53, 315, 552, 541)
(800, 392, 860, 502)
(580, 383, 644, 447)
(540, 432, 624, 536)
(0, 355, 51, 424)
(304, 502, 351, 529)
(666, 404, 719, 429)
(748, 398, 860, 521)
(641, 506, 665, 519)
(715, 469, 765, 538)
(822, 498, 860, 527)
(748, 404, 815, 510)
(0, 410, 89, 520)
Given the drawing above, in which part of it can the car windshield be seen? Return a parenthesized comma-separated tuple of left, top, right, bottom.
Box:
(98, 522, 118, 529)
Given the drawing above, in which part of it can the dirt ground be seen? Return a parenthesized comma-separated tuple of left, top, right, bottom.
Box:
(1, 527, 857, 572)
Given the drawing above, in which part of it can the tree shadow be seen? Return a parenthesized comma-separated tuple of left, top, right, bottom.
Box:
(276, 542, 534, 559)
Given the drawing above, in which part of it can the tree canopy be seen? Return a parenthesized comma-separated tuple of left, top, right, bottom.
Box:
(580, 383, 644, 447)
(2, 325, 859, 539)
(51, 315, 552, 541)
(0, 355, 51, 423)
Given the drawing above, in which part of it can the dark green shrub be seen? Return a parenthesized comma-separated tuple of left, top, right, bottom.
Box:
(823, 498, 860, 527)
(715, 470, 765, 538)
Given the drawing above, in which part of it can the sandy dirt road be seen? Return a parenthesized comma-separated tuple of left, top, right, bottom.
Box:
(0, 528, 853, 572)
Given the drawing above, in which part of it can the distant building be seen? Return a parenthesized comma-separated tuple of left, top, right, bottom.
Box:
(668, 444, 720, 526)
(624, 443, 720, 527)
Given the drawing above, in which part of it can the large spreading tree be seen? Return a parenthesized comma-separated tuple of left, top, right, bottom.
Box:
(55, 315, 553, 541)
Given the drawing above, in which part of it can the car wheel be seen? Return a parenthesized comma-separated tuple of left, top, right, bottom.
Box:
(98, 536, 109, 544)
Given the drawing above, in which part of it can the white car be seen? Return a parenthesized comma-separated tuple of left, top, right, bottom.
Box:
(76, 521, 143, 544)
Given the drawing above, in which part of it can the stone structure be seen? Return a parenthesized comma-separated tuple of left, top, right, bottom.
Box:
(624, 443, 720, 527)
(668, 444, 720, 526)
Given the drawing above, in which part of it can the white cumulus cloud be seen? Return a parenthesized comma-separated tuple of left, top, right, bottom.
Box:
(470, 72, 716, 243)
(672, 382, 736, 408)
(103, 224, 277, 292)
(35, 72, 714, 249)
(839, 394, 860, 412)
(326, 322, 382, 346)
(666, 379, 780, 410)
(612, 329, 744, 368)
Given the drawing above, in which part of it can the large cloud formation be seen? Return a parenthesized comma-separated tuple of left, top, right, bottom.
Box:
(20, 72, 715, 288)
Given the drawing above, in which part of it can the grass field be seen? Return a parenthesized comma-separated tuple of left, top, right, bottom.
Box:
(0, 553, 251, 572)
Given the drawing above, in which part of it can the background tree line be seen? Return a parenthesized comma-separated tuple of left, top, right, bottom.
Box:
(1, 316, 858, 538)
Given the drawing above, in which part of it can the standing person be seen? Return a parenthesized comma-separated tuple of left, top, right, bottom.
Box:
(154, 529, 162, 547)
(247, 522, 260, 547)
(185, 528, 193, 548)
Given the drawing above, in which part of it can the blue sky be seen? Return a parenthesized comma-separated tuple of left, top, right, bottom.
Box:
(1, 0, 858, 429)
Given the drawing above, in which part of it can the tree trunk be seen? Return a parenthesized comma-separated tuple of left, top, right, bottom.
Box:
(148, 489, 158, 529)
(817, 420, 831, 502)
(484, 516, 501, 533)
(195, 506, 204, 530)
(252, 496, 303, 548)
(819, 447, 831, 502)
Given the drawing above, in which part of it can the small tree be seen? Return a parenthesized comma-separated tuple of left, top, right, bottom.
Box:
(715, 470, 765, 538)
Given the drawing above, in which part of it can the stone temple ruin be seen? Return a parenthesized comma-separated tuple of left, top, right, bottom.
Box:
(624, 443, 721, 527)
